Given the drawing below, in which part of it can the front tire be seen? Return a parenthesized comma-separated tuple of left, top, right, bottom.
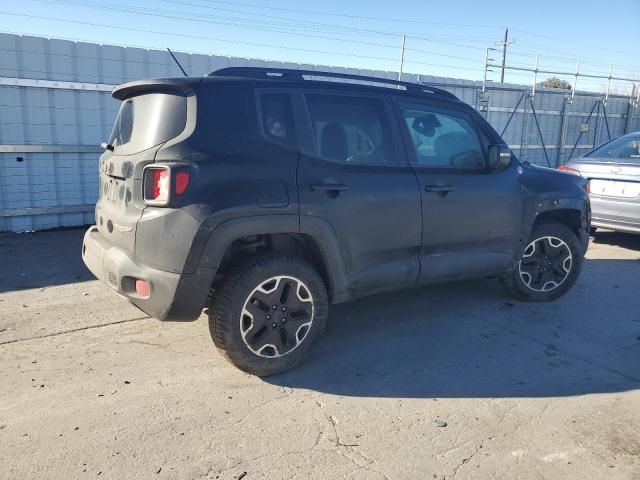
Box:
(501, 221, 584, 302)
(208, 254, 328, 376)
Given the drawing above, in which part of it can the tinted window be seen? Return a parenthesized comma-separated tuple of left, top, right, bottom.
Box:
(587, 135, 640, 162)
(109, 93, 187, 156)
(260, 93, 296, 146)
(305, 94, 394, 164)
(399, 102, 485, 169)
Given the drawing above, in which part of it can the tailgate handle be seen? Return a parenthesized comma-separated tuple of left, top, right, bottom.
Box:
(311, 183, 349, 193)
(425, 184, 455, 193)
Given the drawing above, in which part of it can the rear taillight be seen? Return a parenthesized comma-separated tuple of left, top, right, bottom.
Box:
(144, 167, 170, 205)
(143, 166, 190, 206)
(557, 165, 581, 176)
(175, 171, 190, 195)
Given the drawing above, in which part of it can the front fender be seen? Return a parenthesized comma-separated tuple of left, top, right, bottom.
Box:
(522, 196, 590, 254)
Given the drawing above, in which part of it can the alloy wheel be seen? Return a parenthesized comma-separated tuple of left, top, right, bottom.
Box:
(240, 276, 314, 358)
(518, 236, 572, 292)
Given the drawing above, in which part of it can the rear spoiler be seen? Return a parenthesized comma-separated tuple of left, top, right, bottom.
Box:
(112, 77, 203, 100)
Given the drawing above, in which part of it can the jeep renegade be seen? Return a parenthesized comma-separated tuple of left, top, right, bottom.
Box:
(82, 67, 590, 376)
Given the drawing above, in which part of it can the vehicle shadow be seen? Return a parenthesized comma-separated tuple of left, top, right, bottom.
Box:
(0, 227, 93, 293)
(266, 258, 640, 399)
(591, 230, 640, 250)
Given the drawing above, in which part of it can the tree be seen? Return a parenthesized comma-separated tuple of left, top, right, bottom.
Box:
(537, 77, 573, 90)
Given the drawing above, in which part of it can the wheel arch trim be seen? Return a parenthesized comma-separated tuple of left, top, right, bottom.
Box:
(199, 214, 350, 300)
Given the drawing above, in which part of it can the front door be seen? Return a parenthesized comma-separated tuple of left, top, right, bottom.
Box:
(395, 99, 523, 283)
(297, 92, 422, 294)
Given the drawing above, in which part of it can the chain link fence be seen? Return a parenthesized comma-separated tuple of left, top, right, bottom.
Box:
(427, 81, 639, 168)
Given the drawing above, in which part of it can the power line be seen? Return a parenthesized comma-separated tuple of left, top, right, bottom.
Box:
(31, 0, 487, 66)
(0, 12, 398, 63)
(511, 28, 636, 56)
(158, 0, 500, 40)
(35, 0, 492, 56)
(0, 14, 484, 77)
(33, 0, 478, 57)
(34, 0, 402, 43)
(160, 0, 503, 29)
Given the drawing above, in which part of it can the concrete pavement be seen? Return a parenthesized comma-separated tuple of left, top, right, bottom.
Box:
(0, 229, 638, 479)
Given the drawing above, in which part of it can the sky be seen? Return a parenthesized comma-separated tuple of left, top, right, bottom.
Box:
(1, 0, 639, 92)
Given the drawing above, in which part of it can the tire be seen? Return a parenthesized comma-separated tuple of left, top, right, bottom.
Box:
(501, 221, 584, 302)
(207, 254, 329, 376)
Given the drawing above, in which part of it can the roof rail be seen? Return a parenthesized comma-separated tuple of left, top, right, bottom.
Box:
(209, 67, 457, 100)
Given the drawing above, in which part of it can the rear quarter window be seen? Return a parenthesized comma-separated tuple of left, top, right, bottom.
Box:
(259, 93, 296, 147)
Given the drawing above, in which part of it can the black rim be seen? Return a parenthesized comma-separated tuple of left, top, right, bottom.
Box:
(240, 276, 314, 358)
(518, 235, 572, 292)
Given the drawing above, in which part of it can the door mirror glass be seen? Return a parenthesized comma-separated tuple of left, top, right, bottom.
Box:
(488, 144, 512, 169)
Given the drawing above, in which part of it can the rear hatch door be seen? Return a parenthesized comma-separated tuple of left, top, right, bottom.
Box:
(96, 85, 192, 252)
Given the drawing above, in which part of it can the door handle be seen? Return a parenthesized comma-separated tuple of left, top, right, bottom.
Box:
(424, 184, 455, 193)
(311, 183, 349, 193)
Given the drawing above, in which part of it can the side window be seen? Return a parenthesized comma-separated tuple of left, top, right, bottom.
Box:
(260, 93, 296, 147)
(399, 102, 486, 169)
(305, 94, 395, 164)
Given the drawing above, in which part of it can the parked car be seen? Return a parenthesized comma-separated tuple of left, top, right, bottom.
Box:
(82, 67, 590, 376)
(560, 132, 640, 234)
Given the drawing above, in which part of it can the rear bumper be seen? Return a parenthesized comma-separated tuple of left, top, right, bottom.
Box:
(590, 196, 640, 234)
(82, 226, 215, 321)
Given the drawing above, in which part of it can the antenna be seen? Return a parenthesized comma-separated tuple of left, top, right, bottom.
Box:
(167, 48, 188, 77)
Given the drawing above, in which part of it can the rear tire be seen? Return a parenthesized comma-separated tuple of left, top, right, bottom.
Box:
(208, 254, 328, 376)
(501, 221, 583, 302)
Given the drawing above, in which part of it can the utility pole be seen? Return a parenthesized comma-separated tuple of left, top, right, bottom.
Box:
(500, 28, 508, 83)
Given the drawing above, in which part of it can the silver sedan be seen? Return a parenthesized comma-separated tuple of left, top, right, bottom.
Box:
(561, 132, 640, 234)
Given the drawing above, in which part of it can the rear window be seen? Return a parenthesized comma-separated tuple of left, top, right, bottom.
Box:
(587, 135, 640, 162)
(305, 94, 395, 164)
(109, 93, 187, 155)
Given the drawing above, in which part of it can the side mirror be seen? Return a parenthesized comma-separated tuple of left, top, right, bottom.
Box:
(488, 144, 512, 169)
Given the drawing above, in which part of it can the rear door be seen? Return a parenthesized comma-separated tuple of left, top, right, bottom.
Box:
(296, 91, 422, 293)
(395, 99, 523, 282)
(96, 92, 189, 252)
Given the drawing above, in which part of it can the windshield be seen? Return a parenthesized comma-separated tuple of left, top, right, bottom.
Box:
(586, 135, 640, 163)
(108, 93, 187, 155)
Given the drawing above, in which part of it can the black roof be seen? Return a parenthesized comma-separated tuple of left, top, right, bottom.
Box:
(208, 67, 459, 101)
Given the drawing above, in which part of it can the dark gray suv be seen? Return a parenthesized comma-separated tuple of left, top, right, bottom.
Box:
(82, 67, 590, 375)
